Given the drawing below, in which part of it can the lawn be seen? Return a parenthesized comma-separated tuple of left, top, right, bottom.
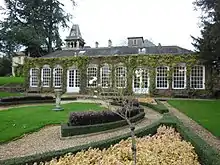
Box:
(0, 102, 104, 143)
(0, 77, 24, 86)
(0, 91, 23, 98)
(168, 100, 220, 137)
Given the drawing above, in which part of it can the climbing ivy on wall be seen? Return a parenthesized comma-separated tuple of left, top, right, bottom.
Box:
(21, 54, 214, 97)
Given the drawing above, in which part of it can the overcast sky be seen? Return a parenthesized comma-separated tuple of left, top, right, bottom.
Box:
(0, 0, 202, 51)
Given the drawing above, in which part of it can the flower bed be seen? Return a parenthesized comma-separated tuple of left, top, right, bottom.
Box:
(61, 111, 145, 137)
(68, 106, 143, 126)
(61, 105, 145, 137)
(43, 126, 201, 165)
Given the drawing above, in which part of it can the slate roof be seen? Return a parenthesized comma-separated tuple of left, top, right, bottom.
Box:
(42, 46, 194, 58)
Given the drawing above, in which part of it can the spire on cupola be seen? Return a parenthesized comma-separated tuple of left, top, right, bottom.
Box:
(65, 24, 85, 49)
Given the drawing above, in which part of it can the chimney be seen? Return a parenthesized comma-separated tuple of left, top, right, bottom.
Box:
(108, 39, 112, 47)
(95, 41, 99, 48)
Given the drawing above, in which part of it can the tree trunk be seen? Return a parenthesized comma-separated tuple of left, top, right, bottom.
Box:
(130, 124, 137, 165)
(126, 119, 137, 165)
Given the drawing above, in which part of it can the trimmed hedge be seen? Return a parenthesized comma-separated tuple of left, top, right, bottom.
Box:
(140, 100, 169, 114)
(62, 111, 145, 137)
(0, 114, 220, 165)
(110, 98, 140, 107)
(0, 96, 55, 106)
(68, 106, 144, 126)
(60, 97, 77, 101)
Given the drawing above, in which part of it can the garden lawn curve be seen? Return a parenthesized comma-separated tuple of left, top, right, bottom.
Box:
(0, 102, 104, 143)
(0, 92, 23, 98)
(168, 100, 220, 137)
(0, 77, 24, 86)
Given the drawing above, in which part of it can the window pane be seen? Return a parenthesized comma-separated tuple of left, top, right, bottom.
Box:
(53, 68, 62, 87)
(134, 68, 148, 88)
(190, 66, 205, 89)
(156, 67, 168, 89)
(87, 66, 98, 87)
(173, 66, 186, 89)
(30, 68, 39, 87)
(42, 68, 51, 87)
(100, 65, 111, 88)
(115, 66, 127, 88)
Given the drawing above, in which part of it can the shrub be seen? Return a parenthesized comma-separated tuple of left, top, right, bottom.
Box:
(0, 96, 55, 106)
(0, 96, 54, 102)
(140, 100, 169, 114)
(62, 112, 145, 137)
(68, 106, 144, 126)
(111, 98, 140, 107)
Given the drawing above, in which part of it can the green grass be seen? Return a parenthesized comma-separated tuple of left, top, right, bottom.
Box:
(0, 77, 24, 86)
(0, 91, 23, 98)
(168, 100, 220, 137)
(0, 102, 104, 143)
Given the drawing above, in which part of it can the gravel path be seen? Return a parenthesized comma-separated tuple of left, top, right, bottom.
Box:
(0, 104, 162, 161)
(162, 102, 220, 152)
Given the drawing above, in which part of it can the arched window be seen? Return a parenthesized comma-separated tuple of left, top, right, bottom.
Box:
(53, 65, 63, 88)
(115, 65, 127, 88)
(87, 64, 98, 87)
(156, 66, 169, 89)
(172, 63, 186, 89)
(30, 68, 39, 87)
(190, 65, 205, 89)
(100, 64, 111, 88)
(41, 65, 51, 87)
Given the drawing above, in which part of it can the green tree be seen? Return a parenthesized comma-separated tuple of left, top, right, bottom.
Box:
(0, 56, 12, 76)
(0, 0, 75, 57)
(192, 0, 220, 70)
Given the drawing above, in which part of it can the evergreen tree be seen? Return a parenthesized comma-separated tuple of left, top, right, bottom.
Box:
(0, 0, 74, 57)
(192, 0, 220, 70)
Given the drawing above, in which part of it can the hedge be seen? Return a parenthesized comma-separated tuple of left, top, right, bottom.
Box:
(68, 106, 144, 126)
(0, 114, 220, 165)
(62, 111, 145, 137)
(140, 99, 169, 114)
(0, 96, 55, 106)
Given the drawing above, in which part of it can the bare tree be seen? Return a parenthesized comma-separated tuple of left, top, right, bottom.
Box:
(89, 77, 140, 165)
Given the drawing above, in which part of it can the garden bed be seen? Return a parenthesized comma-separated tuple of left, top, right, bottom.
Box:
(61, 111, 145, 137)
(1, 114, 219, 165)
(62, 104, 145, 137)
(43, 126, 201, 164)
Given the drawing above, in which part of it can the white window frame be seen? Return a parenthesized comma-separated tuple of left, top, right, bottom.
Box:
(172, 64, 187, 89)
(190, 65, 205, 89)
(53, 65, 63, 88)
(30, 68, 39, 87)
(115, 65, 127, 88)
(87, 64, 98, 88)
(41, 65, 51, 87)
(100, 64, 111, 88)
(133, 67, 149, 88)
(155, 66, 169, 89)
